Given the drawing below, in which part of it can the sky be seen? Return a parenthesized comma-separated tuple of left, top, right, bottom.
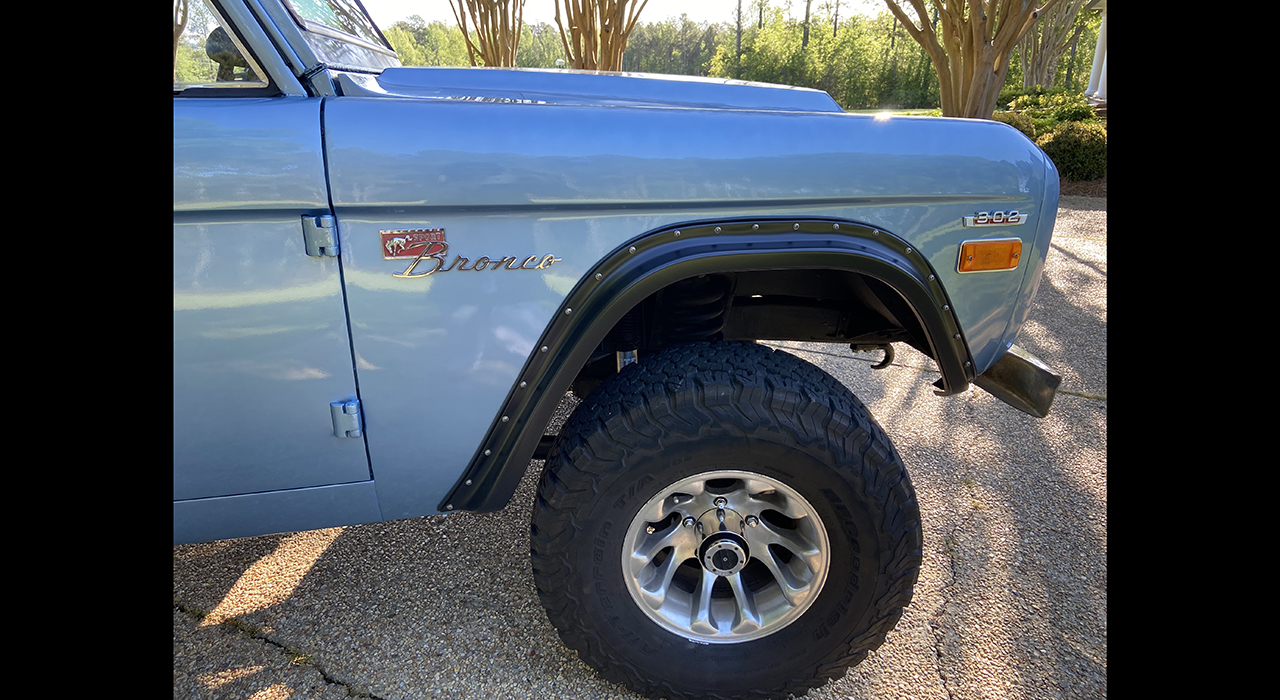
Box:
(358, 1, 886, 31)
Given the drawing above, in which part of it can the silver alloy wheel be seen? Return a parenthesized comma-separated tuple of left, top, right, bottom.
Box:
(622, 470, 831, 644)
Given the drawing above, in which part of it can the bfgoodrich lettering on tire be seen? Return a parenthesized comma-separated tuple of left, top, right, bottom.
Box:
(530, 341, 923, 700)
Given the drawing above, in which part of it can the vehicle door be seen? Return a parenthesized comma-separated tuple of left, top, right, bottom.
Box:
(173, 0, 369, 503)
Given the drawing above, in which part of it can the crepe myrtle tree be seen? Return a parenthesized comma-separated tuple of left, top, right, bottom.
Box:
(555, 0, 649, 71)
(1018, 0, 1091, 89)
(449, 0, 527, 67)
(883, 0, 1066, 118)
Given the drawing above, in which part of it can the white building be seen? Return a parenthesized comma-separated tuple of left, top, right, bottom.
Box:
(1084, 0, 1107, 104)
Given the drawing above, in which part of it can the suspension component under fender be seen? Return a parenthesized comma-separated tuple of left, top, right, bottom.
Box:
(614, 305, 643, 371)
(851, 342, 895, 369)
(660, 274, 734, 344)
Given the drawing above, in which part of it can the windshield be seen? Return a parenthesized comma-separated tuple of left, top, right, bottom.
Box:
(285, 0, 390, 52)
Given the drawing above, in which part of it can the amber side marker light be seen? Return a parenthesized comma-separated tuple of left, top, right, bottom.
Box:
(958, 238, 1023, 273)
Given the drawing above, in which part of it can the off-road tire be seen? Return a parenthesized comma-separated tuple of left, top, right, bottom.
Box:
(530, 341, 922, 700)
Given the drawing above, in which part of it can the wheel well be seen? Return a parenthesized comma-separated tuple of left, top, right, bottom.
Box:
(440, 217, 973, 514)
(570, 269, 932, 398)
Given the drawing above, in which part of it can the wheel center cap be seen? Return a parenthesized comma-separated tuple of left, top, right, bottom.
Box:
(696, 506, 750, 576)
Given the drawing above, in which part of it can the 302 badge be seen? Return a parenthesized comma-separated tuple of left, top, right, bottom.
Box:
(961, 210, 1028, 227)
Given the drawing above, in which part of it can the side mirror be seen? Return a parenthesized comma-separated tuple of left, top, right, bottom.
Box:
(205, 27, 258, 82)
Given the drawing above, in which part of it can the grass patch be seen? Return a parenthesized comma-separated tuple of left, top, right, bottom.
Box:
(287, 648, 314, 666)
(219, 617, 263, 638)
(845, 108, 940, 116)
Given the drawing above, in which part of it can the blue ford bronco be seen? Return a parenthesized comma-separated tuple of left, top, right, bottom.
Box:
(174, 1, 1061, 697)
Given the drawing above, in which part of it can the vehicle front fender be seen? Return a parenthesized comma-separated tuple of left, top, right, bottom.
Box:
(439, 216, 975, 513)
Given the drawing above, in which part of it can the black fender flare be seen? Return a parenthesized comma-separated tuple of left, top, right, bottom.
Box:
(439, 217, 974, 513)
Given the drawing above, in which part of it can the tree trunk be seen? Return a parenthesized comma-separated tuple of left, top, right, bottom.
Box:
(1019, 0, 1089, 88)
(450, 0, 527, 67)
(1063, 21, 1085, 90)
(554, 0, 649, 71)
(884, 0, 1062, 118)
(736, 0, 743, 78)
(802, 0, 812, 50)
(174, 0, 189, 78)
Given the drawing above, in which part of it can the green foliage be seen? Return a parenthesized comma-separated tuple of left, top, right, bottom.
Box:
(385, 16, 471, 66)
(990, 110, 1037, 140)
(1003, 9, 1101, 94)
(707, 8, 936, 110)
(992, 90, 1097, 137)
(1008, 91, 1095, 122)
(174, 0, 220, 83)
(997, 84, 1065, 111)
(374, 7, 942, 110)
(625, 15, 725, 76)
(175, 42, 217, 83)
(1036, 121, 1107, 181)
(516, 23, 569, 69)
(384, 26, 426, 66)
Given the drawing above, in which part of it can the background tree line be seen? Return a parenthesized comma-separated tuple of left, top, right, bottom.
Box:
(384, 1, 1101, 111)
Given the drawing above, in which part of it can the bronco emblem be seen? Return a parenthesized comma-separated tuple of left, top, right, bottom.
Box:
(382, 228, 446, 259)
(380, 228, 562, 278)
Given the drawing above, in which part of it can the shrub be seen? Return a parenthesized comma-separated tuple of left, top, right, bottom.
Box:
(997, 84, 1065, 111)
(1036, 121, 1107, 181)
(1008, 92, 1096, 124)
(991, 111, 1038, 140)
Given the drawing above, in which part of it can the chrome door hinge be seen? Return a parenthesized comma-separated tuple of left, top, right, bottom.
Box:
(303, 214, 339, 257)
(330, 399, 362, 438)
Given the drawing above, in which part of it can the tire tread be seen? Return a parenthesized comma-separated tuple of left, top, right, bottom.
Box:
(530, 342, 922, 700)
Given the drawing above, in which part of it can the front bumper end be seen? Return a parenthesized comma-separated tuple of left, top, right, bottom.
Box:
(973, 344, 1061, 418)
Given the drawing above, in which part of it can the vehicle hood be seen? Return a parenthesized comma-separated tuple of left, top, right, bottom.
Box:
(335, 66, 845, 113)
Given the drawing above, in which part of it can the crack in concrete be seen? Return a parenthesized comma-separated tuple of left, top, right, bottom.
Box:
(174, 602, 389, 700)
(924, 461, 987, 700)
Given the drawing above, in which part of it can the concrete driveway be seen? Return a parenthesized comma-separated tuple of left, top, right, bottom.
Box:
(174, 196, 1106, 700)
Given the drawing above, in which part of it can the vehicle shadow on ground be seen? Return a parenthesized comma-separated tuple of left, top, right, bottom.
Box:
(780, 203, 1106, 699)
(173, 465, 640, 699)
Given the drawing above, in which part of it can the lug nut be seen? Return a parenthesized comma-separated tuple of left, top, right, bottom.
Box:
(683, 517, 696, 528)
(714, 497, 728, 507)
(746, 515, 758, 527)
